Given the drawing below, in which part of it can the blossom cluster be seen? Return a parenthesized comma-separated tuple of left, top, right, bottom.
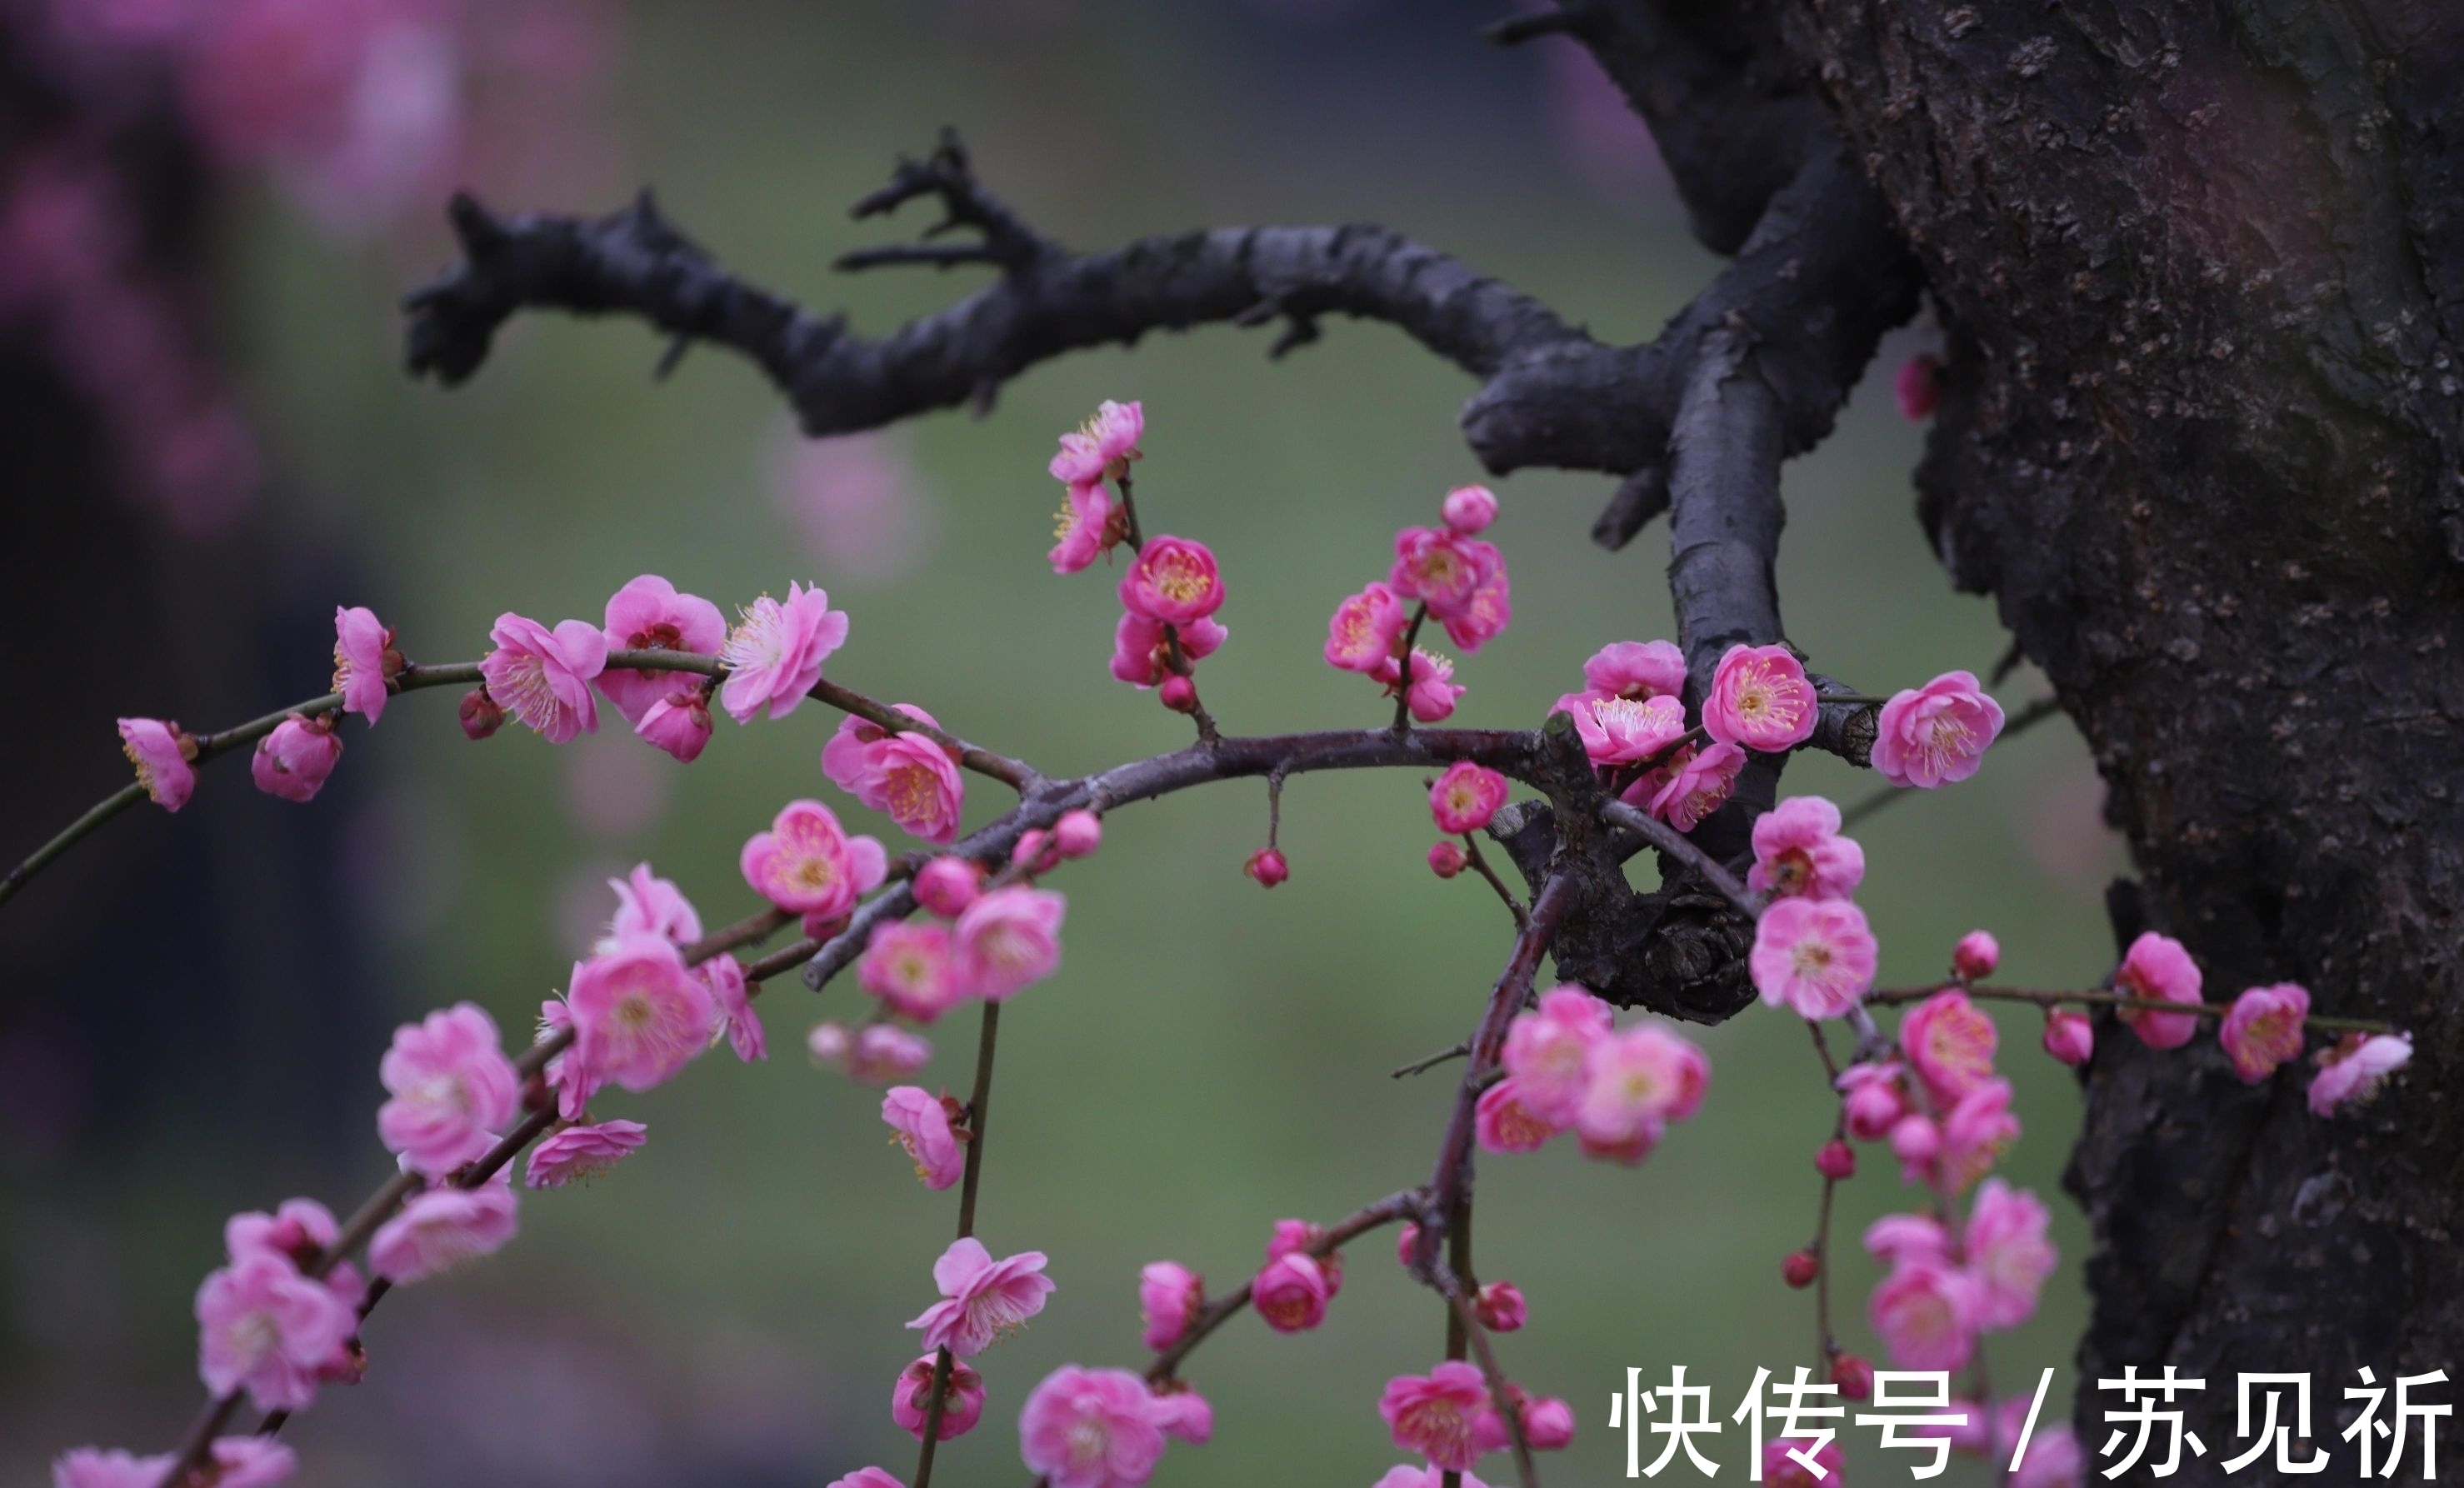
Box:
(1482, 986, 1711, 1165)
(1323, 484, 1512, 722)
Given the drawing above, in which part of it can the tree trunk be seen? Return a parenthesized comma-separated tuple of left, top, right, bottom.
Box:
(1788, 0, 2464, 1475)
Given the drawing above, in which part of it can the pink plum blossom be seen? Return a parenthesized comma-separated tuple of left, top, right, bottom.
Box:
(1747, 796, 1865, 901)
(1051, 479, 1119, 574)
(1430, 762, 1508, 835)
(1896, 353, 1943, 421)
(1702, 643, 1818, 751)
(377, 1001, 520, 1177)
(1555, 691, 1685, 766)
(1251, 1252, 1331, 1332)
(717, 583, 848, 723)
(1119, 537, 1225, 625)
(1441, 483, 1499, 534)
(195, 1252, 357, 1411)
(882, 1086, 965, 1190)
(827, 1472, 905, 1488)
(1019, 1365, 1168, 1488)
(1964, 1178, 2056, 1330)
(332, 605, 397, 722)
(1377, 648, 1465, 722)
(566, 936, 718, 1093)
(1150, 1384, 1213, 1443)
(2043, 1010, 2094, 1066)
(597, 574, 726, 727)
(1049, 400, 1144, 486)
(858, 921, 969, 1023)
(1952, 930, 2000, 981)
(1575, 1023, 1708, 1151)
(1837, 1061, 1908, 1141)
(1892, 1114, 1942, 1177)
(2309, 1032, 2413, 1116)
(1752, 898, 1878, 1019)
(914, 856, 984, 917)
(1140, 1261, 1204, 1351)
(812, 1022, 932, 1083)
(892, 1351, 985, 1441)
(117, 717, 196, 811)
(481, 612, 608, 744)
(823, 706, 967, 843)
(1501, 986, 1612, 1125)
(1646, 741, 1745, 831)
(1863, 1212, 1953, 1271)
(1900, 990, 1999, 1108)
(224, 1198, 339, 1269)
(52, 1446, 173, 1488)
(1326, 582, 1410, 672)
(1379, 1361, 1500, 1474)
(954, 886, 1066, 999)
(1473, 1280, 1526, 1332)
(525, 1119, 647, 1189)
(1584, 639, 1687, 701)
(1265, 1218, 1344, 1296)
(602, 862, 702, 949)
(2221, 981, 2309, 1083)
(908, 1238, 1055, 1357)
(741, 799, 889, 920)
(1872, 671, 2005, 788)
(1110, 612, 1227, 687)
(1869, 1261, 1980, 1372)
(367, 1173, 518, 1284)
(1937, 1078, 2021, 1189)
(702, 952, 764, 1062)
(2113, 931, 2202, 1050)
(631, 680, 714, 763)
(250, 713, 342, 801)
(1474, 1078, 1560, 1154)
(1390, 528, 1512, 652)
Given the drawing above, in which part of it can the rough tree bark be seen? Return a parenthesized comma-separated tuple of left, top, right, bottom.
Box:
(401, 2, 2464, 1476)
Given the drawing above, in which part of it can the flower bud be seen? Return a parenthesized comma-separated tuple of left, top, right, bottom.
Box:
(1160, 675, 1198, 713)
(457, 688, 504, 740)
(2043, 1009, 2094, 1066)
(1815, 1139, 1857, 1181)
(1782, 1249, 1819, 1289)
(1244, 846, 1289, 888)
(1832, 1354, 1874, 1401)
(1952, 929, 2000, 981)
(1427, 841, 1467, 878)
(1054, 809, 1102, 859)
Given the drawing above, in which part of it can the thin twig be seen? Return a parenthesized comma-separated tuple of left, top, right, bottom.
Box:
(1392, 604, 1429, 734)
(1459, 835, 1529, 928)
(1392, 1041, 1473, 1080)
(1142, 1191, 1422, 1383)
(914, 1001, 1004, 1486)
(1601, 799, 1757, 915)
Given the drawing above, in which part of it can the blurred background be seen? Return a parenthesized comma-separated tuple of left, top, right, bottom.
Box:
(0, 2, 2127, 1483)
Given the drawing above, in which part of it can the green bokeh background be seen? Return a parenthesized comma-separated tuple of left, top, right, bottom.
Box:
(5, 3, 2130, 1482)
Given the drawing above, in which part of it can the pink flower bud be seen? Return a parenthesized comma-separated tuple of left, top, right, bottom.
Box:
(1520, 1393, 1577, 1451)
(1891, 1114, 1942, 1165)
(1427, 841, 1467, 878)
(1782, 1250, 1819, 1289)
(635, 687, 713, 763)
(250, 713, 342, 802)
(1894, 352, 1943, 421)
(1159, 674, 1198, 712)
(1473, 1280, 1526, 1332)
(1837, 1061, 1907, 1141)
(1952, 930, 2000, 981)
(892, 1351, 984, 1441)
(1394, 1222, 1421, 1270)
(2043, 1009, 2094, 1066)
(1244, 846, 1289, 888)
(913, 856, 983, 918)
(1815, 1139, 1857, 1181)
(1012, 829, 1053, 872)
(1832, 1354, 1874, 1401)
(457, 688, 505, 740)
(1440, 483, 1499, 534)
(1053, 809, 1102, 859)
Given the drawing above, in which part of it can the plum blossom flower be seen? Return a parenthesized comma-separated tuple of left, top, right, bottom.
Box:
(1702, 644, 1817, 751)
(852, 1024, 932, 1081)
(858, 921, 969, 1023)
(1110, 612, 1227, 687)
(1837, 1061, 1908, 1141)
(1752, 898, 1878, 1019)
(1964, 1179, 2056, 1329)
(717, 583, 848, 723)
(1937, 1078, 2021, 1189)
(58, 1439, 299, 1488)
(601, 862, 702, 949)
(525, 1120, 647, 1189)
(908, 1238, 1055, 1357)
(701, 952, 764, 1062)
(892, 1351, 985, 1441)
(377, 1002, 520, 1177)
(1952, 930, 2000, 981)
(250, 713, 342, 801)
(1900, 990, 1999, 1108)
(827, 1471, 906, 1488)
(52, 1446, 174, 1488)
(195, 1252, 357, 1411)
(2221, 981, 2309, 1083)
(223, 1199, 341, 1269)
(1390, 528, 1512, 652)
(954, 886, 1066, 999)
(332, 605, 398, 722)
(1575, 1023, 1708, 1153)
(2308, 1032, 2412, 1116)
(566, 936, 718, 1093)
(1119, 537, 1225, 625)
(1863, 1212, 1953, 1271)
(822, 707, 967, 843)
(1051, 479, 1119, 575)
(1019, 1365, 1169, 1488)
(1646, 741, 1746, 831)
(913, 856, 983, 917)
(1150, 1383, 1212, 1444)
(1555, 691, 1685, 766)
(1251, 1252, 1331, 1333)
(1379, 1361, 1501, 1473)
(367, 1172, 518, 1285)
(1265, 1219, 1345, 1296)
(1326, 582, 1410, 672)
(118, 717, 197, 810)
(1869, 1261, 1980, 1372)
(1140, 1261, 1204, 1351)
(2112, 931, 2202, 1050)
(1474, 1077, 1560, 1154)
(1050, 400, 1144, 486)
(1430, 762, 1508, 835)
(481, 612, 608, 744)
(632, 681, 714, 763)
(1747, 796, 1865, 901)
(1872, 671, 2005, 788)
(1441, 483, 1498, 533)
(1584, 639, 1687, 701)
(2043, 1010, 2094, 1066)
(1377, 648, 1465, 722)
(597, 575, 726, 727)
(1501, 986, 1612, 1125)
(1896, 353, 1943, 421)
(740, 799, 889, 920)
(882, 1086, 964, 1190)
